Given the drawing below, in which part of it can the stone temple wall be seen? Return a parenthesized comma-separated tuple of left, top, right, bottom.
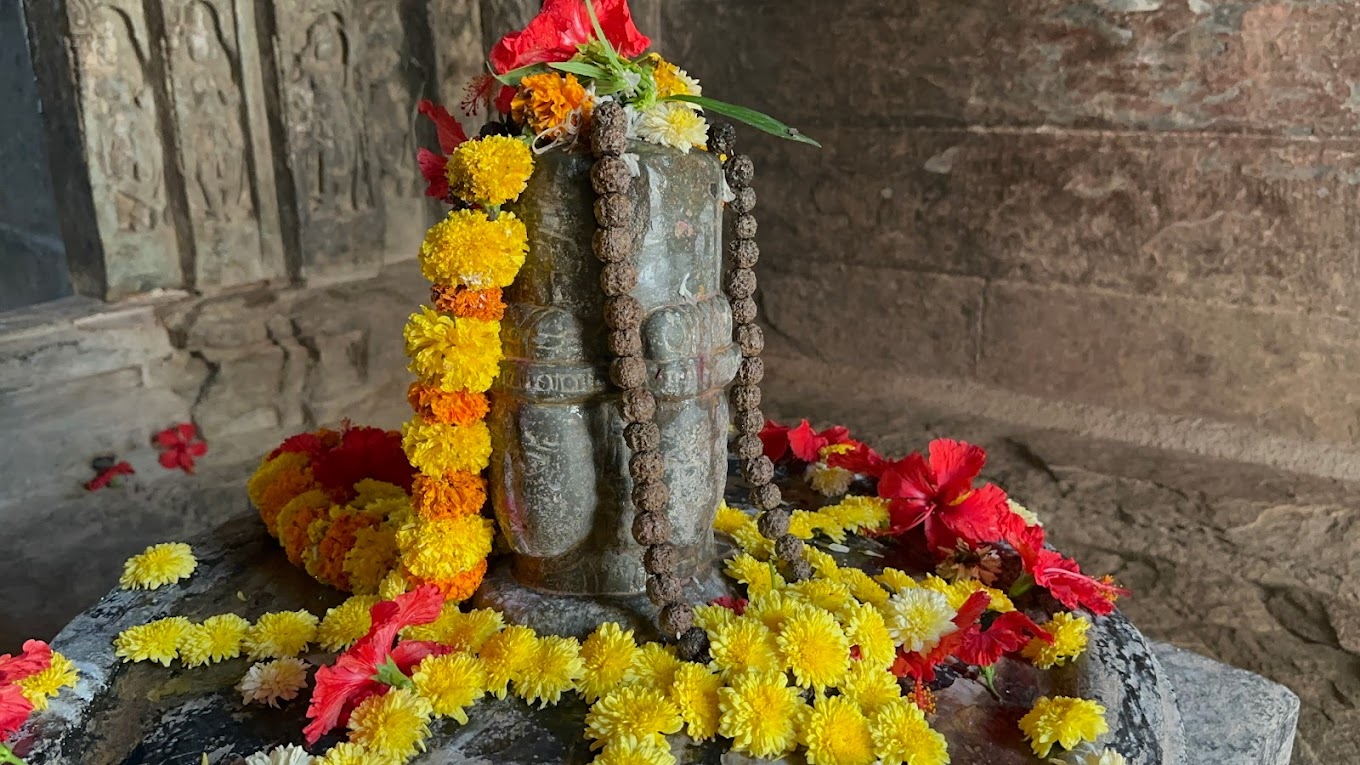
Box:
(666, 0, 1360, 477)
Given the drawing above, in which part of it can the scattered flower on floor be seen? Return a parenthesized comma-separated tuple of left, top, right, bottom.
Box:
(1019, 695, 1110, 758)
(238, 658, 310, 708)
(119, 542, 197, 590)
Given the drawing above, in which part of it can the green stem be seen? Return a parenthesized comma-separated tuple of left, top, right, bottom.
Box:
(0, 743, 28, 765)
(1008, 573, 1035, 599)
(979, 665, 1000, 701)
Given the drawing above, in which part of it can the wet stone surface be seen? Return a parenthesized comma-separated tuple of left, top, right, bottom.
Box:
(12, 468, 1292, 764)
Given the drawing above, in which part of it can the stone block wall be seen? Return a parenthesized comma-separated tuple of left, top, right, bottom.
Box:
(666, 0, 1360, 466)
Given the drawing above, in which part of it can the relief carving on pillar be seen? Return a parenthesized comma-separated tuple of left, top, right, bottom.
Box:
(67, 0, 183, 296)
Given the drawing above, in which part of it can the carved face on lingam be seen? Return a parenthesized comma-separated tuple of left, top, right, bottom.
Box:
(405, 0, 818, 653)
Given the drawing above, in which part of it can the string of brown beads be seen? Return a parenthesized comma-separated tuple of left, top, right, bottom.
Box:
(589, 102, 700, 654)
(711, 123, 813, 584)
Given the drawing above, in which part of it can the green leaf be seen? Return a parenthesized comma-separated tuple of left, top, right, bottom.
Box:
(583, 0, 620, 64)
(490, 61, 548, 87)
(548, 60, 610, 79)
(666, 95, 822, 148)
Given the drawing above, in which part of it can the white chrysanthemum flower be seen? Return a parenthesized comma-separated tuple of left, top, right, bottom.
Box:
(636, 102, 709, 154)
(237, 658, 310, 708)
(806, 462, 855, 497)
(1052, 746, 1127, 765)
(244, 744, 314, 765)
(1009, 498, 1043, 527)
(881, 588, 956, 654)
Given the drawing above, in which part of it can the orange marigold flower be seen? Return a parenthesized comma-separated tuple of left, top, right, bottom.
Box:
(407, 383, 490, 427)
(248, 452, 318, 537)
(276, 490, 332, 567)
(512, 72, 591, 133)
(408, 558, 489, 603)
(432, 285, 507, 322)
(318, 511, 381, 590)
(412, 472, 488, 520)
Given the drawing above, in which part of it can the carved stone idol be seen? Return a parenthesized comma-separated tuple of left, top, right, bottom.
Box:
(488, 143, 739, 598)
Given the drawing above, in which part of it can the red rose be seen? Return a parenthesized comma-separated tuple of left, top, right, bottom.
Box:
(489, 0, 651, 74)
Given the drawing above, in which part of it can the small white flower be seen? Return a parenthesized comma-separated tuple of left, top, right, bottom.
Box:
(621, 152, 642, 177)
(1008, 498, 1043, 528)
(719, 176, 737, 203)
(881, 588, 956, 654)
(636, 102, 709, 154)
(1050, 746, 1127, 765)
(806, 462, 855, 497)
(237, 658, 309, 708)
(244, 744, 314, 765)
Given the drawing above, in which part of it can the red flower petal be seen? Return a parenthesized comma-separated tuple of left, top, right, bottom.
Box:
(758, 420, 791, 462)
(488, 0, 651, 74)
(417, 148, 451, 199)
(0, 683, 33, 740)
(418, 100, 468, 155)
(786, 420, 826, 463)
(157, 452, 179, 470)
(0, 640, 52, 685)
(927, 439, 986, 501)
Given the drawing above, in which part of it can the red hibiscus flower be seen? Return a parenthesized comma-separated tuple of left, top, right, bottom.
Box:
(416, 100, 469, 199)
(488, 0, 651, 75)
(825, 441, 888, 479)
(759, 419, 852, 464)
(955, 611, 1050, 668)
(1, 640, 53, 740)
(85, 460, 134, 492)
(876, 439, 1022, 554)
(711, 596, 748, 616)
(310, 426, 415, 504)
(305, 586, 448, 744)
(154, 423, 208, 474)
(1018, 540, 1127, 617)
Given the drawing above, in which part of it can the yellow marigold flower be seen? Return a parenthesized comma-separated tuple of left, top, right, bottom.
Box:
(402, 418, 495, 479)
(591, 736, 676, 765)
(412, 652, 486, 724)
(746, 590, 804, 633)
(1019, 696, 1109, 758)
(823, 496, 890, 534)
(790, 578, 857, 620)
(345, 527, 400, 596)
(585, 686, 683, 750)
(714, 503, 754, 536)
(808, 463, 857, 499)
(512, 73, 593, 134)
(693, 604, 737, 633)
(403, 308, 504, 395)
(728, 524, 774, 560)
(114, 616, 192, 666)
(840, 661, 902, 715)
(244, 610, 319, 660)
(353, 479, 407, 508)
(837, 567, 890, 608)
(921, 575, 1013, 613)
(707, 617, 780, 679)
(378, 569, 412, 601)
(802, 694, 877, 765)
(870, 697, 950, 765)
(649, 55, 702, 100)
(479, 625, 538, 699)
(119, 542, 197, 590)
(347, 687, 433, 762)
(1023, 612, 1092, 670)
(396, 514, 495, 582)
(875, 567, 919, 594)
(448, 135, 535, 207)
(179, 613, 251, 667)
(420, 209, 529, 289)
(317, 596, 379, 652)
(636, 102, 708, 154)
(717, 669, 805, 759)
(882, 589, 956, 655)
(725, 553, 784, 598)
(249, 452, 317, 536)
(669, 662, 722, 741)
(632, 642, 683, 691)
(777, 606, 850, 691)
(515, 635, 583, 708)
(18, 651, 78, 711)
(805, 547, 840, 579)
(844, 602, 897, 671)
(315, 743, 383, 765)
(579, 622, 640, 701)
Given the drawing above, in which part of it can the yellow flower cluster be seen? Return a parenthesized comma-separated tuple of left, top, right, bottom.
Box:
(1023, 611, 1092, 669)
(1019, 695, 1109, 758)
(119, 542, 197, 590)
(114, 609, 318, 667)
(716, 497, 889, 548)
(402, 135, 535, 605)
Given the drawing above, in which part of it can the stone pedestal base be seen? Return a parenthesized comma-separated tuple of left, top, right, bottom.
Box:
(472, 544, 738, 641)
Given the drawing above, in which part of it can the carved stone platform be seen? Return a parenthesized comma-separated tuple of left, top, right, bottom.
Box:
(11, 483, 1298, 765)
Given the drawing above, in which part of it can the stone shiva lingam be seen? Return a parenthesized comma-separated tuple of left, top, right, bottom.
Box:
(0, 2, 1301, 765)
